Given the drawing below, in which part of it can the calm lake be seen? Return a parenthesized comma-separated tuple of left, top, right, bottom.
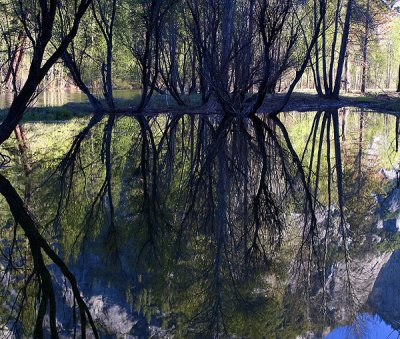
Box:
(0, 105, 400, 338)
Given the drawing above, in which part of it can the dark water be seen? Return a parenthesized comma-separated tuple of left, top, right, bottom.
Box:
(0, 108, 400, 338)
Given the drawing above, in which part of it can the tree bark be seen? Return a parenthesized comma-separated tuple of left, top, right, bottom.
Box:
(361, 0, 370, 94)
(221, 0, 234, 92)
(343, 53, 350, 93)
(397, 64, 400, 92)
(4, 29, 27, 90)
(333, 0, 354, 98)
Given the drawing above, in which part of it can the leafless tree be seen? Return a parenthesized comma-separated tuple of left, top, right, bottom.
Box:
(0, 0, 93, 145)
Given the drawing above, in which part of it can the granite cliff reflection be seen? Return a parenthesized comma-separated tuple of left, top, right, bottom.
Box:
(0, 108, 399, 337)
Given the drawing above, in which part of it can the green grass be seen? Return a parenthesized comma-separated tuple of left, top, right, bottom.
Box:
(343, 92, 400, 111)
(0, 91, 398, 123)
(0, 104, 92, 122)
(0, 93, 206, 123)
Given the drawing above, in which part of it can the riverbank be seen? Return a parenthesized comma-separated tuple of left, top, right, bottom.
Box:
(263, 91, 400, 115)
(0, 91, 399, 122)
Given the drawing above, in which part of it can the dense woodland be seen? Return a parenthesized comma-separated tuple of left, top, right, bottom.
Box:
(0, 0, 399, 337)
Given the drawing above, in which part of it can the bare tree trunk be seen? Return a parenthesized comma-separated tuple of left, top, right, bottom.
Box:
(397, 64, 400, 92)
(313, 0, 324, 97)
(92, 0, 117, 110)
(169, 23, 179, 93)
(361, 0, 370, 95)
(328, 0, 341, 94)
(221, 0, 234, 92)
(343, 53, 350, 93)
(4, 29, 27, 90)
(189, 44, 197, 94)
(333, 0, 353, 98)
(134, 0, 163, 112)
(62, 51, 104, 113)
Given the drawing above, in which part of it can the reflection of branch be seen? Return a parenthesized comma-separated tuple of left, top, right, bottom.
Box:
(260, 116, 318, 244)
(279, 109, 354, 323)
(0, 173, 99, 338)
(28, 109, 354, 336)
(53, 112, 104, 225)
(0, 152, 11, 167)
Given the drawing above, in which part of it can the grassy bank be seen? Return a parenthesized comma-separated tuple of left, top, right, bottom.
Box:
(260, 91, 400, 115)
(0, 91, 399, 122)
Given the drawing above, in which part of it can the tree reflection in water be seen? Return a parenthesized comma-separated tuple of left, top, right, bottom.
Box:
(0, 108, 399, 337)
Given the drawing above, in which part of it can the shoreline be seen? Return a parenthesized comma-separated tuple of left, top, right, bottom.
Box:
(0, 92, 399, 122)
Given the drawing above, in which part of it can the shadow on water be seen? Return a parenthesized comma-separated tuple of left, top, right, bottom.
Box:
(0, 108, 400, 337)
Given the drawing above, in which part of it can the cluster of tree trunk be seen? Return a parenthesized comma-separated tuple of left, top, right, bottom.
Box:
(0, 0, 328, 146)
(0, 0, 399, 140)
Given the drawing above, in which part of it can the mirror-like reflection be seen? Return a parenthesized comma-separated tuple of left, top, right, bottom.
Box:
(0, 89, 140, 110)
(0, 108, 399, 338)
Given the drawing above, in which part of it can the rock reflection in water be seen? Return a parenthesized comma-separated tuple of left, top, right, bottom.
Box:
(0, 108, 400, 337)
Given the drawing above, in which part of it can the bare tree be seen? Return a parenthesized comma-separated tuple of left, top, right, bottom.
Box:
(0, 0, 93, 145)
(120, 0, 173, 112)
(186, 0, 325, 116)
(92, 0, 118, 110)
(312, 0, 354, 99)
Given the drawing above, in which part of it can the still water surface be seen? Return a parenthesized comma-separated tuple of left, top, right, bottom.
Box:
(0, 106, 400, 337)
(0, 89, 138, 109)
